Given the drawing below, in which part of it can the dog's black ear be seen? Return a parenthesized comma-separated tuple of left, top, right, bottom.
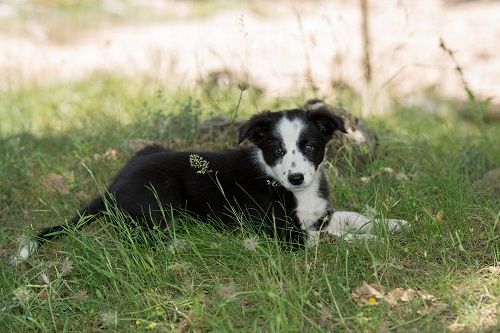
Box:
(238, 111, 275, 145)
(309, 108, 347, 139)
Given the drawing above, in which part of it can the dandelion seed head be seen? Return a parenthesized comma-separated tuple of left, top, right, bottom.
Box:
(318, 308, 332, 326)
(14, 287, 32, 302)
(220, 283, 236, 299)
(168, 238, 187, 253)
(76, 289, 89, 301)
(60, 258, 73, 274)
(243, 237, 258, 251)
(100, 310, 118, 328)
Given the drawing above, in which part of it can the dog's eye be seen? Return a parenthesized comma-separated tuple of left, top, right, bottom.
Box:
(274, 147, 284, 156)
(304, 144, 314, 152)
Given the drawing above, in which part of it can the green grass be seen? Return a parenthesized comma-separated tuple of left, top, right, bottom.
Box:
(0, 76, 499, 332)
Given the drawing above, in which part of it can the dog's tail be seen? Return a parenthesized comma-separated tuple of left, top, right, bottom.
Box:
(12, 144, 167, 264)
(12, 196, 106, 264)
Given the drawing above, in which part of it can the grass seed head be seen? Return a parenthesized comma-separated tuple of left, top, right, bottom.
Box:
(189, 154, 211, 174)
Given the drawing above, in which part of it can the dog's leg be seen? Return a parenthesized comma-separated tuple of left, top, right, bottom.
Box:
(323, 211, 407, 239)
(381, 218, 408, 231)
(306, 230, 321, 247)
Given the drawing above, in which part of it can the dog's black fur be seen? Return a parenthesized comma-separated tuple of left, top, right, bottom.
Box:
(34, 107, 346, 250)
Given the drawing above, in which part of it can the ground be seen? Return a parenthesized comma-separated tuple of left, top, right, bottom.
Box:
(0, 75, 498, 332)
(2, 0, 500, 102)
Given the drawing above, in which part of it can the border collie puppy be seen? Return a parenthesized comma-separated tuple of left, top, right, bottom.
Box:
(14, 106, 406, 262)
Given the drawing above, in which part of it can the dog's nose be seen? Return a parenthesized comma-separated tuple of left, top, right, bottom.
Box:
(288, 173, 304, 186)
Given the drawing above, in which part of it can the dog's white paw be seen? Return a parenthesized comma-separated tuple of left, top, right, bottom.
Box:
(322, 211, 409, 243)
(386, 218, 408, 231)
(307, 230, 321, 247)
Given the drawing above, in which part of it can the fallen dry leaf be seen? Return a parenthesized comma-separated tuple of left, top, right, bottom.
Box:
(400, 288, 417, 302)
(382, 287, 437, 306)
(43, 173, 69, 194)
(483, 266, 500, 275)
(351, 282, 384, 305)
(436, 210, 444, 221)
(447, 299, 497, 332)
(459, 303, 497, 331)
(478, 304, 499, 329)
(418, 291, 437, 302)
(353, 283, 438, 307)
(104, 148, 119, 160)
(384, 288, 402, 305)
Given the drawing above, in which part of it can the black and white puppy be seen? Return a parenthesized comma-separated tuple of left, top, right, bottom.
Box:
(14, 106, 405, 262)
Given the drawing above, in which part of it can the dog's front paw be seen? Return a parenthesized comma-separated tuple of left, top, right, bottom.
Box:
(386, 219, 408, 231)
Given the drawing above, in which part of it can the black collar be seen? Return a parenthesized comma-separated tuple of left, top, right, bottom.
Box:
(310, 208, 334, 231)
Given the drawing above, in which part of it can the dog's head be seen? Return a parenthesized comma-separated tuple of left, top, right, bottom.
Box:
(239, 107, 346, 191)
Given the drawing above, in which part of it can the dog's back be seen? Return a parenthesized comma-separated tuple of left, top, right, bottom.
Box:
(14, 107, 347, 263)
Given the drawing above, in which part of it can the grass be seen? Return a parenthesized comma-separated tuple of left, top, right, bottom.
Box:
(0, 76, 499, 332)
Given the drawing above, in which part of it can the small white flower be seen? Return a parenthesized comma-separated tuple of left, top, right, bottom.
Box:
(360, 176, 371, 183)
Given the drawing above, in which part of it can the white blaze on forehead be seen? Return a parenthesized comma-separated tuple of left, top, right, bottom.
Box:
(276, 116, 304, 152)
(272, 116, 317, 189)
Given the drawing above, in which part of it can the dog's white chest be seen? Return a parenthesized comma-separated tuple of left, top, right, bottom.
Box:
(293, 179, 328, 230)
